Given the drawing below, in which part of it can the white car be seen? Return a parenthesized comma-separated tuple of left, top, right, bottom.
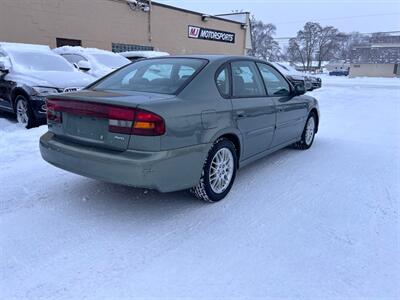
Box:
(119, 50, 169, 62)
(54, 46, 131, 78)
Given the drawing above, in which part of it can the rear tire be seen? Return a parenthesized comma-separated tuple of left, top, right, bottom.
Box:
(293, 112, 317, 150)
(14, 95, 37, 129)
(190, 138, 237, 203)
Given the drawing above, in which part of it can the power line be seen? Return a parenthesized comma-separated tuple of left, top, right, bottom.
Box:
(272, 12, 400, 25)
(273, 30, 400, 40)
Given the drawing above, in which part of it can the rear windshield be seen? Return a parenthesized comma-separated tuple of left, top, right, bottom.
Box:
(91, 58, 207, 94)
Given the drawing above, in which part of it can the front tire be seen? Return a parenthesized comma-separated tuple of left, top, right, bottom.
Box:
(191, 138, 237, 203)
(293, 113, 317, 150)
(15, 95, 37, 129)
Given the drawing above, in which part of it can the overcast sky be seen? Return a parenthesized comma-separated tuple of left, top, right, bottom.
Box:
(156, 0, 400, 44)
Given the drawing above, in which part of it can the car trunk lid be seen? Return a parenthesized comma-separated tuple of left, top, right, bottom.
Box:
(47, 89, 172, 151)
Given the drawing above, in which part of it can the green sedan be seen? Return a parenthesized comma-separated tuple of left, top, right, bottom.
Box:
(40, 55, 319, 202)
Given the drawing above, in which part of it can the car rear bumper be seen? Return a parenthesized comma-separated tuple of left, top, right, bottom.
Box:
(40, 132, 211, 192)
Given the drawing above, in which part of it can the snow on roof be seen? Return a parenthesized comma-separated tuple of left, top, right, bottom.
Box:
(215, 12, 249, 24)
(0, 42, 51, 52)
(119, 51, 170, 58)
(53, 46, 119, 56)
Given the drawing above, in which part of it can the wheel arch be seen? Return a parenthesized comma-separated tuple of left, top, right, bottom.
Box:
(309, 107, 319, 133)
(11, 87, 30, 112)
(210, 130, 242, 168)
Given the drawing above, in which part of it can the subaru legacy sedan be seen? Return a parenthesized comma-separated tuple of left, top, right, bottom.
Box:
(40, 56, 319, 202)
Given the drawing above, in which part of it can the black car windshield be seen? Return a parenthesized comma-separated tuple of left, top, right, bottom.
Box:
(91, 58, 207, 94)
(11, 51, 75, 72)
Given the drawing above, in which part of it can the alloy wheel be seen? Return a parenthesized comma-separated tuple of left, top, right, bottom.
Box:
(16, 99, 29, 125)
(305, 116, 315, 145)
(209, 148, 234, 194)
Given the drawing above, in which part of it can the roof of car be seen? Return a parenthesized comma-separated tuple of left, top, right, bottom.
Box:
(151, 54, 267, 63)
(0, 42, 51, 52)
(53, 46, 121, 56)
(120, 51, 170, 58)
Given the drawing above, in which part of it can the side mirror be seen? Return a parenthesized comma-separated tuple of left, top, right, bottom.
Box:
(0, 61, 10, 74)
(293, 81, 306, 96)
(77, 60, 91, 72)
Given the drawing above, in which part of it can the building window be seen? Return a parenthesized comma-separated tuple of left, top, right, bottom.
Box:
(353, 64, 361, 68)
(112, 43, 154, 53)
(56, 38, 82, 47)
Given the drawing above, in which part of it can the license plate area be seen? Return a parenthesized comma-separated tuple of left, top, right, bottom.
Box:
(65, 114, 108, 141)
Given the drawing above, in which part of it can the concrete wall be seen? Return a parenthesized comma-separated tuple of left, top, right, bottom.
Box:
(349, 63, 399, 78)
(0, 0, 246, 55)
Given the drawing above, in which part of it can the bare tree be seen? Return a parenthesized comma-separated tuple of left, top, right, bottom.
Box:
(287, 38, 306, 70)
(248, 17, 281, 61)
(316, 26, 341, 67)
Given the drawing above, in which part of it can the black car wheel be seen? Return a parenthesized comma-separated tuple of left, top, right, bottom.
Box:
(293, 112, 317, 150)
(15, 95, 37, 129)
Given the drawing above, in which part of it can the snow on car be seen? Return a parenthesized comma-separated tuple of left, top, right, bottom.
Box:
(119, 50, 170, 61)
(54, 46, 131, 78)
(1, 75, 399, 299)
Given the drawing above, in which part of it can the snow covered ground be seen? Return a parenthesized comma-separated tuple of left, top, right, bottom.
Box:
(1, 76, 399, 300)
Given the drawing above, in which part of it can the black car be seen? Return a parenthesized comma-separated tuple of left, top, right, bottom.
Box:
(0, 43, 95, 128)
(310, 76, 322, 89)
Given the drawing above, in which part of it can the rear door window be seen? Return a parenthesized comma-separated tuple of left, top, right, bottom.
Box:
(231, 61, 266, 98)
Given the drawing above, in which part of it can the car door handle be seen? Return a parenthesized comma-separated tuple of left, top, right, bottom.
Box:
(236, 111, 248, 118)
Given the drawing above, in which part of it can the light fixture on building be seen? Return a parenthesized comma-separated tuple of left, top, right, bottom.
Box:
(127, 0, 150, 12)
(201, 14, 210, 22)
(241, 23, 248, 29)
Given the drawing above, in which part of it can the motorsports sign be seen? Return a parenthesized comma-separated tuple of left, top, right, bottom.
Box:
(188, 25, 235, 44)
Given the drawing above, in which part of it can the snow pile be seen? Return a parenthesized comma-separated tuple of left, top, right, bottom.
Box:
(54, 46, 118, 56)
(0, 76, 399, 299)
(319, 73, 400, 88)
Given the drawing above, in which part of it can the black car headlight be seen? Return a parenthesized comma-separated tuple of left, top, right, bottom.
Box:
(31, 87, 60, 97)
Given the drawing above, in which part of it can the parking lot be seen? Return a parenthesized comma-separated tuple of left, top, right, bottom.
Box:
(1, 75, 399, 299)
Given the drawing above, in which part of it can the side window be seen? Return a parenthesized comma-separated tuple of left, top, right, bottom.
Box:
(215, 65, 230, 97)
(61, 54, 87, 65)
(178, 66, 196, 80)
(231, 61, 266, 98)
(257, 63, 290, 96)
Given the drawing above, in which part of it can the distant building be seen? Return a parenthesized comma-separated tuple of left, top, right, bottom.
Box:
(349, 35, 400, 78)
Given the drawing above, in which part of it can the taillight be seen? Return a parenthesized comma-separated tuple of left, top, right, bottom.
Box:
(108, 107, 135, 134)
(46, 99, 165, 136)
(133, 110, 165, 136)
